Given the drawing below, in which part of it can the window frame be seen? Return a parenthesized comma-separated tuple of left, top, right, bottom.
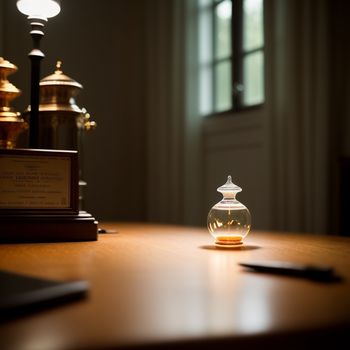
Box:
(209, 0, 265, 116)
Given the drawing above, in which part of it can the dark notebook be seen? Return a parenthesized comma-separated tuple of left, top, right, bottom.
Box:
(0, 270, 89, 321)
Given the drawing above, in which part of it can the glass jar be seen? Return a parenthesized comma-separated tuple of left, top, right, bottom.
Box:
(207, 176, 251, 247)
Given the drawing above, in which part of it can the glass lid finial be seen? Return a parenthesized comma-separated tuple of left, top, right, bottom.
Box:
(217, 175, 242, 196)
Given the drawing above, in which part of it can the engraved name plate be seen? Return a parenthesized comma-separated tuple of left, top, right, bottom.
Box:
(0, 149, 78, 213)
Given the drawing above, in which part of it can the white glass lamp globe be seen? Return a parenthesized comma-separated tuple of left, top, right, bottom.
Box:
(17, 0, 61, 18)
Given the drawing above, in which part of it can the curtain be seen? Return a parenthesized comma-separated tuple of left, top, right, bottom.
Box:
(272, 0, 330, 233)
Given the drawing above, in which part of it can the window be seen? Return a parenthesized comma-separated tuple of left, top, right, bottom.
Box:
(198, 0, 265, 115)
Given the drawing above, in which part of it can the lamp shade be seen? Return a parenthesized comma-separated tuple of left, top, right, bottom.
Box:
(16, 0, 61, 18)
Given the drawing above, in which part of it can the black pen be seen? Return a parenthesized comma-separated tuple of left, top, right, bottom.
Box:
(238, 261, 337, 281)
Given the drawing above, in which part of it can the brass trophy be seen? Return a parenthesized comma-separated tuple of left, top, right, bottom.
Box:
(34, 60, 96, 150)
(26, 61, 97, 210)
(0, 57, 28, 148)
(0, 60, 98, 243)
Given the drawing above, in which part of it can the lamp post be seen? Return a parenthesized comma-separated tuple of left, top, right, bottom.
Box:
(16, 0, 61, 148)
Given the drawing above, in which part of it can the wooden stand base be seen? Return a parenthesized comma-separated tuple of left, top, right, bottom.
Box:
(0, 211, 98, 243)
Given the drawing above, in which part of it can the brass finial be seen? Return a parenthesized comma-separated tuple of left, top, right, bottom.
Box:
(55, 60, 63, 74)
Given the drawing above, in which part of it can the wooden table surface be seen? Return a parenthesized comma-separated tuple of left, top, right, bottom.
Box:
(0, 222, 350, 350)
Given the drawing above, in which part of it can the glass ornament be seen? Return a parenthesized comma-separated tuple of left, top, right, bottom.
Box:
(207, 175, 251, 247)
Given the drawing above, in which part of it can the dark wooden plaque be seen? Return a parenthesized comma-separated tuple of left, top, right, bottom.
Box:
(0, 148, 79, 214)
(0, 149, 97, 242)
